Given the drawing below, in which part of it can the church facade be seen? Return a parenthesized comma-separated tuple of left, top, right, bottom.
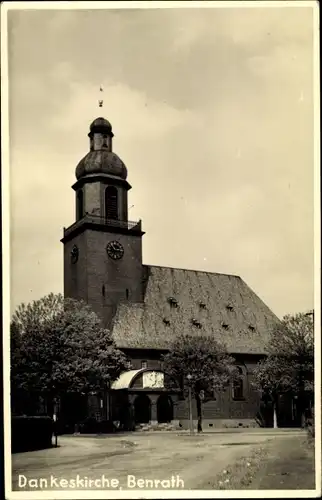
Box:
(61, 116, 282, 430)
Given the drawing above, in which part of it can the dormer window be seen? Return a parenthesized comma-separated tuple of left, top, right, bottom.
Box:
(222, 323, 229, 330)
(199, 302, 206, 309)
(226, 305, 234, 312)
(191, 318, 202, 329)
(248, 325, 255, 332)
(163, 318, 170, 326)
(168, 297, 178, 308)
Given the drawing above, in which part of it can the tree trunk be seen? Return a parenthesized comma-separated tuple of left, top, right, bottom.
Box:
(273, 401, 278, 429)
(196, 396, 203, 433)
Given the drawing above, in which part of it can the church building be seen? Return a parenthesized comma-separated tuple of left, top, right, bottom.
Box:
(61, 116, 281, 430)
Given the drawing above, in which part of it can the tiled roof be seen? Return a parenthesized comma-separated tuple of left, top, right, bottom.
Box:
(112, 265, 280, 355)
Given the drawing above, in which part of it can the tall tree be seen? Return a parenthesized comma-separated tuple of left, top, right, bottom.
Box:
(11, 293, 129, 416)
(161, 334, 237, 432)
(252, 312, 314, 427)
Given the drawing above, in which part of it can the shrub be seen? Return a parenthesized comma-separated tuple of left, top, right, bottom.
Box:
(11, 416, 53, 453)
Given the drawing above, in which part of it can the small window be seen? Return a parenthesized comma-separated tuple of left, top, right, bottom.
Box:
(248, 325, 255, 332)
(102, 285, 105, 297)
(226, 305, 234, 312)
(232, 367, 244, 401)
(222, 323, 229, 330)
(126, 288, 129, 300)
(141, 360, 147, 369)
(163, 318, 170, 326)
(102, 135, 109, 149)
(199, 301, 206, 309)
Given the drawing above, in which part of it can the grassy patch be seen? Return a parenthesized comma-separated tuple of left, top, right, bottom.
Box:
(247, 435, 315, 490)
(213, 445, 269, 490)
(209, 434, 316, 491)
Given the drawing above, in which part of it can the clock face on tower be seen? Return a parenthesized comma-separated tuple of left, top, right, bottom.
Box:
(70, 245, 79, 264)
(106, 240, 124, 260)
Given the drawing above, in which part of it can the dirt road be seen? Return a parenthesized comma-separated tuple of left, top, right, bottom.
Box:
(10, 429, 307, 492)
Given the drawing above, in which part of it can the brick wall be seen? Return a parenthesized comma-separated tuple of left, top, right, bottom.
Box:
(86, 230, 143, 327)
(64, 228, 143, 328)
(63, 232, 88, 302)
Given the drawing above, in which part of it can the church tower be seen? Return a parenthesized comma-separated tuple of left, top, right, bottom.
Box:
(61, 117, 144, 328)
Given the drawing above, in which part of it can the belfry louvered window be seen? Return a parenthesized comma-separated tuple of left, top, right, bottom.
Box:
(105, 186, 118, 220)
(77, 189, 84, 220)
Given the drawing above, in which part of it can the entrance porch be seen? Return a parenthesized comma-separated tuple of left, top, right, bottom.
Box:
(110, 368, 181, 428)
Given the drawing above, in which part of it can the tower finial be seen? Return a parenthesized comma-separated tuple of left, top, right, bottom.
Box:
(98, 85, 103, 108)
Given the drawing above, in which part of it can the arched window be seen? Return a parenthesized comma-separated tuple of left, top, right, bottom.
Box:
(232, 367, 244, 401)
(77, 190, 84, 220)
(105, 186, 118, 220)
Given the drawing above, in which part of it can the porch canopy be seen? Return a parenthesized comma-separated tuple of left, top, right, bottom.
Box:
(111, 368, 166, 391)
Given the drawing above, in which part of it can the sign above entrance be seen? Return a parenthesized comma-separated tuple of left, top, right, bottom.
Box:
(142, 371, 164, 389)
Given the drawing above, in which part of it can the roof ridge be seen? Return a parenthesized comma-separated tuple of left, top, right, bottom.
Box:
(143, 263, 241, 279)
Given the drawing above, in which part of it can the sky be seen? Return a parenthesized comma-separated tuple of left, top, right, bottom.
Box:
(6, 3, 316, 318)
